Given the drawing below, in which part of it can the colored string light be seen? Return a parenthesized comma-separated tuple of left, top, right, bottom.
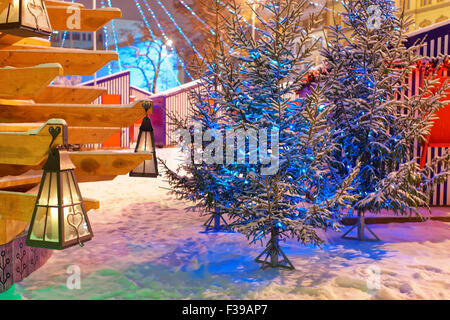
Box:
(138, 0, 194, 80)
(154, 0, 209, 67)
(106, 0, 122, 70)
(100, 0, 113, 74)
(178, 0, 215, 36)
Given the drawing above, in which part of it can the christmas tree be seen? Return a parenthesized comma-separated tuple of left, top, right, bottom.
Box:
(160, 1, 233, 232)
(205, 0, 358, 269)
(322, 0, 450, 240)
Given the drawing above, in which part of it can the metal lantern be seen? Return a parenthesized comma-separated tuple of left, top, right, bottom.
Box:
(130, 102, 159, 178)
(26, 127, 93, 250)
(0, 0, 52, 38)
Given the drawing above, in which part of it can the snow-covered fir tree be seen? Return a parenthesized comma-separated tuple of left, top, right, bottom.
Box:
(160, 1, 234, 232)
(203, 0, 357, 269)
(322, 0, 450, 240)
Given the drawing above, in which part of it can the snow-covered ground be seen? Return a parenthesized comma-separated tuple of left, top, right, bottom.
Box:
(1, 148, 449, 300)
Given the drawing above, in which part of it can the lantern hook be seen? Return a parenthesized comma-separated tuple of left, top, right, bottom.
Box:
(48, 126, 62, 153)
(143, 101, 153, 116)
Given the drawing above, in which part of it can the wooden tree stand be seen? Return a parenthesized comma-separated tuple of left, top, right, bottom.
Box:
(0, 232, 52, 294)
(342, 212, 380, 241)
(255, 231, 295, 270)
(203, 210, 230, 233)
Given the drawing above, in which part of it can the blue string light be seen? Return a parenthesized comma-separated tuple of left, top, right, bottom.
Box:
(134, 0, 157, 40)
(154, 0, 208, 67)
(100, 0, 113, 74)
(178, 0, 215, 36)
(106, 0, 122, 71)
(138, 0, 194, 80)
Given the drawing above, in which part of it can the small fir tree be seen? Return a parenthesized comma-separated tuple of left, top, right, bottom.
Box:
(322, 0, 450, 240)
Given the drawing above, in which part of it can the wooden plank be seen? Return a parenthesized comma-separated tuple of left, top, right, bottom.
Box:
(46, 6, 122, 32)
(68, 127, 120, 145)
(0, 119, 67, 166)
(0, 34, 51, 47)
(0, 63, 63, 99)
(0, 100, 147, 128)
(0, 191, 100, 223)
(0, 219, 29, 246)
(69, 151, 153, 181)
(0, 174, 41, 192)
(44, 0, 84, 8)
(0, 47, 118, 75)
(33, 85, 107, 104)
(0, 191, 36, 222)
(0, 123, 43, 132)
(0, 123, 120, 145)
(0, 164, 35, 178)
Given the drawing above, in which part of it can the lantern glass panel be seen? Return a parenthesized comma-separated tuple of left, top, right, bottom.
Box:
(0, 0, 20, 24)
(44, 207, 59, 243)
(64, 205, 89, 242)
(29, 206, 47, 241)
(21, 0, 51, 30)
(61, 171, 73, 206)
(138, 131, 152, 152)
(69, 171, 81, 203)
(37, 172, 50, 206)
(48, 172, 58, 206)
(132, 160, 156, 175)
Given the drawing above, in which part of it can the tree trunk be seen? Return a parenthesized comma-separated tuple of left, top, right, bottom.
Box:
(357, 211, 365, 241)
(269, 228, 279, 268)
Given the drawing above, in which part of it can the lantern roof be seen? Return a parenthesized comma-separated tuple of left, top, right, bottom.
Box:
(140, 115, 154, 132)
(44, 149, 76, 172)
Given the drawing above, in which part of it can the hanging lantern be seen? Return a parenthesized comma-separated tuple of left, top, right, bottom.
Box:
(0, 0, 52, 38)
(130, 101, 159, 178)
(27, 126, 93, 250)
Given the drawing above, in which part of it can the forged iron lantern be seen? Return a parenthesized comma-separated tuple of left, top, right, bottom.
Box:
(130, 101, 159, 178)
(26, 126, 93, 250)
(0, 0, 52, 38)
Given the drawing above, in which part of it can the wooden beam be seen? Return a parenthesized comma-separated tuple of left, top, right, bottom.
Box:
(33, 85, 107, 104)
(0, 47, 118, 75)
(44, 0, 84, 8)
(0, 119, 67, 166)
(69, 151, 153, 182)
(0, 63, 63, 99)
(0, 123, 120, 145)
(46, 6, 122, 32)
(0, 191, 100, 223)
(0, 34, 51, 47)
(0, 219, 29, 245)
(0, 191, 36, 222)
(68, 127, 120, 145)
(0, 100, 147, 128)
(0, 174, 41, 192)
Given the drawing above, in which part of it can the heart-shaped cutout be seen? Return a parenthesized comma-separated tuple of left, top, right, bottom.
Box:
(67, 211, 84, 233)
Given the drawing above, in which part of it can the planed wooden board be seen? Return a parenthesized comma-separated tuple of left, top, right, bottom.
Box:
(0, 34, 51, 47)
(0, 119, 67, 166)
(0, 63, 63, 99)
(44, 0, 84, 8)
(0, 219, 29, 246)
(0, 47, 118, 75)
(34, 85, 107, 104)
(46, 6, 122, 32)
(68, 127, 120, 145)
(0, 100, 147, 128)
(0, 123, 120, 145)
(69, 151, 153, 182)
(0, 174, 41, 192)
